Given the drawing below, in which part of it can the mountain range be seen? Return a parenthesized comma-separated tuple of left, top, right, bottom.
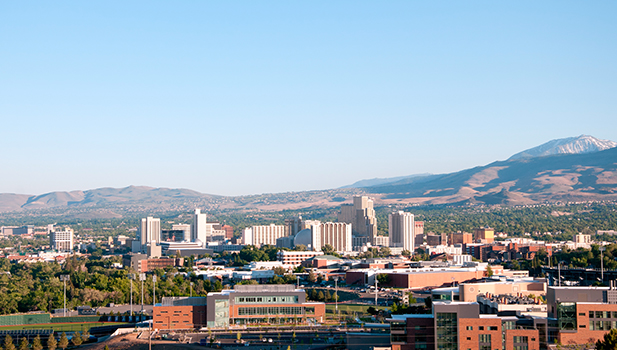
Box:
(0, 135, 616, 217)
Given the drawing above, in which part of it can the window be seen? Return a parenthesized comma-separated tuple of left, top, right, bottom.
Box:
(579, 313, 586, 316)
(489, 326, 498, 331)
(467, 337, 471, 340)
(479, 326, 484, 330)
(466, 326, 473, 330)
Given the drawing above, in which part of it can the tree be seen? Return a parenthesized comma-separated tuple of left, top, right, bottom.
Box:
(58, 332, 69, 350)
(401, 250, 411, 257)
(424, 296, 433, 309)
(31, 335, 43, 350)
(379, 247, 391, 257)
(81, 330, 90, 343)
(72, 331, 83, 346)
(596, 328, 617, 350)
(4, 335, 16, 350)
(47, 334, 57, 350)
(307, 270, 316, 283)
(104, 346, 109, 350)
(321, 244, 335, 255)
(376, 273, 389, 286)
(317, 291, 325, 301)
(237, 332, 241, 342)
(486, 265, 494, 277)
(18, 337, 28, 350)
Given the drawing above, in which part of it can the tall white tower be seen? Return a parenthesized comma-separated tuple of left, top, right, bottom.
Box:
(192, 209, 208, 246)
(388, 211, 415, 253)
(140, 217, 161, 246)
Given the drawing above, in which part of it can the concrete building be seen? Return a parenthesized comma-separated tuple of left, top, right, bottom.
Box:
(242, 224, 287, 247)
(338, 196, 378, 245)
(414, 221, 424, 246)
(321, 222, 352, 253)
(449, 231, 473, 245)
(277, 250, 324, 266)
(140, 217, 161, 246)
(389, 211, 414, 253)
(49, 225, 74, 252)
(191, 209, 208, 245)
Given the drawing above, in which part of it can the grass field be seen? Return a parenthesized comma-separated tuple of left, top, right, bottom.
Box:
(325, 304, 389, 316)
(0, 322, 128, 332)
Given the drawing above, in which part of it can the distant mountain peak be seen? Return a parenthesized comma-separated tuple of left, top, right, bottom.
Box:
(508, 135, 617, 160)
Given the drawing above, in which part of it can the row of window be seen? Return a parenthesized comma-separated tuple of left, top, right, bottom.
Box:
(466, 326, 499, 331)
(587, 311, 617, 319)
(237, 306, 305, 316)
(235, 296, 298, 304)
(589, 320, 617, 331)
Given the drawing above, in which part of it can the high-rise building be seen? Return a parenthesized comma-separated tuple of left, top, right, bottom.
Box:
(388, 211, 414, 253)
(474, 227, 495, 243)
(414, 221, 425, 246)
(284, 216, 303, 237)
(338, 196, 378, 245)
(192, 209, 208, 245)
(140, 217, 161, 246)
(320, 222, 352, 253)
(49, 225, 74, 252)
(243, 224, 287, 247)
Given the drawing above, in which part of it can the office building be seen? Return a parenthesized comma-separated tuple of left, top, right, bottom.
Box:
(338, 196, 378, 244)
(191, 209, 208, 245)
(389, 211, 414, 253)
(172, 224, 191, 241)
(49, 225, 74, 252)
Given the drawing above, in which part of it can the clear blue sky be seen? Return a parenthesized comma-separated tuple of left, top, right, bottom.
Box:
(1, 1, 616, 196)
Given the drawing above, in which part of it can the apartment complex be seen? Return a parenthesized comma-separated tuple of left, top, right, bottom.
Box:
(321, 222, 352, 253)
(140, 217, 161, 246)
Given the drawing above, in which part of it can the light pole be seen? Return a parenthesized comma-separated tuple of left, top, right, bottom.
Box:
(600, 247, 606, 282)
(333, 276, 339, 320)
(128, 273, 135, 318)
(150, 274, 156, 350)
(190, 282, 194, 298)
(139, 273, 146, 314)
(374, 276, 378, 306)
(60, 275, 70, 317)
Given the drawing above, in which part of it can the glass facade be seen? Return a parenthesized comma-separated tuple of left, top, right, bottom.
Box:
(556, 302, 577, 330)
(213, 299, 229, 328)
(238, 306, 303, 316)
(436, 313, 457, 350)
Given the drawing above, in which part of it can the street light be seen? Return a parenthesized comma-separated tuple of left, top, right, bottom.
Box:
(333, 276, 339, 321)
(600, 247, 606, 282)
(150, 274, 157, 350)
(139, 273, 146, 313)
(60, 275, 70, 317)
(128, 273, 135, 318)
(190, 282, 194, 298)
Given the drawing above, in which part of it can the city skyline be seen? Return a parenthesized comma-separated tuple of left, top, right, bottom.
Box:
(1, 1, 615, 197)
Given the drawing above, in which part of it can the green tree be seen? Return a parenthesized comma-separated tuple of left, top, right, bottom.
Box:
(81, 330, 90, 343)
(317, 291, 325, 301)
(58, 333, 69, 350)
(31, 335, 43, 350)
(18, 337, 28, 350)
(486, 265, 494, 277)
(307, 270, 316, 283)
(596, 328, 617, 350)
(376, 273, 389, 286)
(401, 249, 411, 257)
(321, 244, 335, 255)
(104, 346, 109, 350)
(72, 331, 83, 346)
(237, 332, 241, 342)
(4, 335, 16, 350)
(47, 334, 57, 350)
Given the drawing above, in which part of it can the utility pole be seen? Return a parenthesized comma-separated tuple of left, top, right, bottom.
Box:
(60, 275, 70, 317)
